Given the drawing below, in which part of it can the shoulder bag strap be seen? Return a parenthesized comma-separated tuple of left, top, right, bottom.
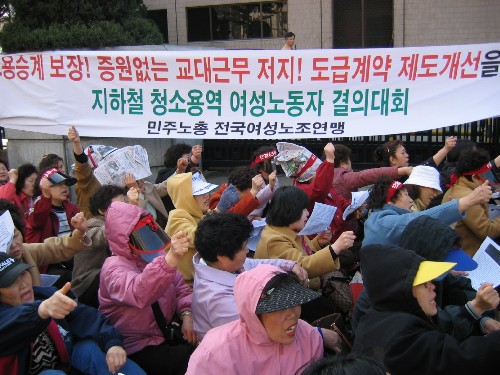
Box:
(151, 302, 170, 339)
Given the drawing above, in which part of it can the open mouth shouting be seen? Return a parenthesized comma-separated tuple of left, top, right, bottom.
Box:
(285, 323, 297, 337)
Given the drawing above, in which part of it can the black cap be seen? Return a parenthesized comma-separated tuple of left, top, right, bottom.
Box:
(255, 280, 320, 315)
(0, 253, 33, 288)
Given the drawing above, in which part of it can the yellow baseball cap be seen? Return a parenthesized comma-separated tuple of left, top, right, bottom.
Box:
(413, 261, 456, 286)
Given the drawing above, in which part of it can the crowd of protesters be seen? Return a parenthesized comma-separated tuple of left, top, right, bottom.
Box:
(0, 125, 499, 375)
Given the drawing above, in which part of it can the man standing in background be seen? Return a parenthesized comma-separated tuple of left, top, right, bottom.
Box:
(282, 32, 296, 50)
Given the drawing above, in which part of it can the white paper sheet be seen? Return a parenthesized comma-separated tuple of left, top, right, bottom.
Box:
(247, 219, 267, 251)
(0, 211, 15, 254)
(467, 237, 500, 290)
(298, 202, 336, 236)
(342, 191, 370, 220)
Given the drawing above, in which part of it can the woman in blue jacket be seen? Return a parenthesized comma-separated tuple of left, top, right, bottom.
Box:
(362, 176, 492, 247)
(0, 252, 145, 375)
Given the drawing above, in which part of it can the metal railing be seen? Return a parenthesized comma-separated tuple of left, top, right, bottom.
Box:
(203, 118, 500, 170)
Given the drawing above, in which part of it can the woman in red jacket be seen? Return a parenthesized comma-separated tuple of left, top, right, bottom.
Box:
(26, 168, 80, 243)
(0, 163, 38, 229)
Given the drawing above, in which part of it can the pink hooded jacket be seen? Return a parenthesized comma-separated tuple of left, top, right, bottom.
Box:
(186, 264, 323, 375)
(98, 201, 192, 355)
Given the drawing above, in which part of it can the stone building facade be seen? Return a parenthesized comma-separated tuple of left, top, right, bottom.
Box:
(144, 0, 500, 49)
(5, 0, 500, 171)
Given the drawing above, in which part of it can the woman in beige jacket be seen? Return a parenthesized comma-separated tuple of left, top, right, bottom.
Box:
(442, 148, 500, 256)
(254, 186, 355, 290)
(0, 199, 90, 286)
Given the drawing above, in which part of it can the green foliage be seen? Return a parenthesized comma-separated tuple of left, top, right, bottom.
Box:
(10, 0, 147, 25)
(0, 20, 164, 52)
(0, 0, 162, 52)
(122, 18, 163, 45)
(0, 1, 13, 25)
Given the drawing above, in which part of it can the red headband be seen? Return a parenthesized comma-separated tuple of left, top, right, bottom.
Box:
(86, 147, 98, 169)
(296, 154, 318, 179)
(447, 161, 493, 187)
(386, 180, 404, 203)
(251, 150, 278, 166)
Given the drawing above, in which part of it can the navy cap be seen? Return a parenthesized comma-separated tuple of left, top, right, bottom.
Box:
(0, 253, 33, 288)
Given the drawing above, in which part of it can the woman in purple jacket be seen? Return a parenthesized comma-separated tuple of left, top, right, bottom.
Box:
(98, 201, 196, 375)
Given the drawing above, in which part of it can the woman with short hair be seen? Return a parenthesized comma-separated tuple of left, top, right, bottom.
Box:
(71, 185, 126, 308)
(0, 158, 9, 186)
(192, 212, 306, 340)
(0, 163, 38, 227)
(207, 166, 263, 217)
(254, 186, 354, 291)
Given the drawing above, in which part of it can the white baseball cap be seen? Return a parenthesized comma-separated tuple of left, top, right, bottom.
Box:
(191, 172, 218, 196)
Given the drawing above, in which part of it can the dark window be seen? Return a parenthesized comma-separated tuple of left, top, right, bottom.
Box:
(147, 9, 169, 43)
(187, 2, 287, 42)
(187, 7, 212, 42)
(334, 0, 393, 48)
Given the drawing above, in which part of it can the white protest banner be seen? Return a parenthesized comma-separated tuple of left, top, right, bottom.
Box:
(0, 43, 499, 139)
